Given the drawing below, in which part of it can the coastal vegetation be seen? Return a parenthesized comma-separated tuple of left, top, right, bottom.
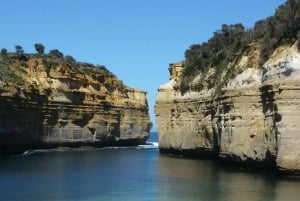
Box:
(180, 0, 300, 95)
(0, 43, 109, 86)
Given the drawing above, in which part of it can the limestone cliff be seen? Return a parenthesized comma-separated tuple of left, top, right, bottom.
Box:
(155, 42, 300, 173)
(0, 54, 151, 154)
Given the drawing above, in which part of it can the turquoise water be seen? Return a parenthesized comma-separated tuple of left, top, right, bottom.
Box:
(0, 133, 300, 201)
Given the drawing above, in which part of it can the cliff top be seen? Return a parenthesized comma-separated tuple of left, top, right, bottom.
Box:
(0, 45, 147, 107)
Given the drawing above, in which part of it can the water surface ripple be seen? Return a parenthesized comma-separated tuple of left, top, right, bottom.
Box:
(0, 134, 299, 201)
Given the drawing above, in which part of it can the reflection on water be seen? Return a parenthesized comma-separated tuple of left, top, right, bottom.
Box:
(0, 147, 299, 201)
(156, 154, 300, 201)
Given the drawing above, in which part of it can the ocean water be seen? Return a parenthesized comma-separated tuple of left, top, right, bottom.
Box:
(0, 132, 300, 201)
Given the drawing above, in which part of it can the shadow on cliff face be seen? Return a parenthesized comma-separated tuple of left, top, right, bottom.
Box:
(0, 96, 47, 154)
(64, 91, 85, 105)
(260, 85, 282, 123)
(260, 85, 281, 168)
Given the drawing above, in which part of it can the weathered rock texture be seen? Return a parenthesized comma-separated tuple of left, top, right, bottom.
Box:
(0, 56, 151, 154)
(155, 43, 300, 173)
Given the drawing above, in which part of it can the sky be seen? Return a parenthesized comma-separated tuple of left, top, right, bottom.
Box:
(1, 0, 286, 131)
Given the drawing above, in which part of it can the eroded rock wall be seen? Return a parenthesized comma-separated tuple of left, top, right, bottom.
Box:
(155, 44, 300, 172)
(155, 92, 216, 155)
(0, 58, 151, 154)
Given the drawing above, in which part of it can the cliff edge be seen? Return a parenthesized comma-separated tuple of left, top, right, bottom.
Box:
(155, 42, 300, 173)
(155, 0, 300, 174)
(0, 50, 152, 154)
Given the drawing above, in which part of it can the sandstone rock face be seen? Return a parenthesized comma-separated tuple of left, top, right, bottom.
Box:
(155, 43, 300, 173)
(0, 57, 151, 154)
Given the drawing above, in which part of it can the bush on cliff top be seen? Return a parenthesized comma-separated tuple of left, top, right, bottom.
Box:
(181, 0, 300, 95)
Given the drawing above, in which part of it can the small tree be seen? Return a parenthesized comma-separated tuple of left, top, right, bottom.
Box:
(15, 45, 28, 60)
(34, 43, 45, 54)
(15, 45, 28, 61)
(15, 45, 24, 56)
(1, 48, 8, 58)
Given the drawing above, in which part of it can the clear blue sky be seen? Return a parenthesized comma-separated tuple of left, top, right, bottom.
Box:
(1, 0, 286, 131)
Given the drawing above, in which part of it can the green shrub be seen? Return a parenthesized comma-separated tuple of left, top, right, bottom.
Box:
(43, 59, 59, 69)
(8, 72, 24, 85)
(49, 49, 64, 58)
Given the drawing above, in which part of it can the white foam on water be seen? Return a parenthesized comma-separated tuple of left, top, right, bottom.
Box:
(22, 149, 52, 156)
(138, 142, 159, 149)
(20, 142, 159, 155)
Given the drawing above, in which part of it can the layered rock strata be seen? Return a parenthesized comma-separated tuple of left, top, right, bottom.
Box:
(0, 57, 151, 154)
(155, 43, 300, 173)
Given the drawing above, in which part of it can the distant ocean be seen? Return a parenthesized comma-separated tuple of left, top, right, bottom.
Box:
(0, 132, 300, 201)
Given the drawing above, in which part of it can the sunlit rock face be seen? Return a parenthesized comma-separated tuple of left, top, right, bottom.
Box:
(0, 58, 151, 154)
(155, 43, 300, 173)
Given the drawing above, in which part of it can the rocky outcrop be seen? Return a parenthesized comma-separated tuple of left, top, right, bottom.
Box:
(0, 56, 151, 154)
(155, 43, 300, 173)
